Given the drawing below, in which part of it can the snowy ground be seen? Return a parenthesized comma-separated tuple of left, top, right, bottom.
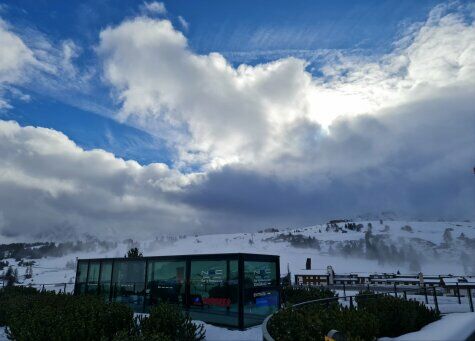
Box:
(201, 324, 261, 341)
(380, 312, 475, 341)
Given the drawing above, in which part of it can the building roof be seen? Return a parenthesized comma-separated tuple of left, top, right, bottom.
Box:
(78, 252, 279, 262)
(380, 277, 420, 283)
(294, 269, 328, 276)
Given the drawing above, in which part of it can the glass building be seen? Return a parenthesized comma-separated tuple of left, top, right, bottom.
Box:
(75, 253, 280, 329)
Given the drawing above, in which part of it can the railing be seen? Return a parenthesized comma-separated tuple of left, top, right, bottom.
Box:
(1, 281, 75, 293)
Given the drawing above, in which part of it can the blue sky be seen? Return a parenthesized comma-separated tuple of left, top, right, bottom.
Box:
(1, 0, 446, 164)
(0, 0, 474, 239)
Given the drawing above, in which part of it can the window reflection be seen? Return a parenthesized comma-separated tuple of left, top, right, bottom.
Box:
(75, 261, 88, 294)
(86, 261, 100, 294)
(99, 261, 112, 299)
(243, 261, 279, 327)
(111, 260, 146, 312)
(146, 260, 186, 307)
(189, 260, 239, 326)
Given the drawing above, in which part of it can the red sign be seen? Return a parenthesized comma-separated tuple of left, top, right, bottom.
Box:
(202, 297, 231, 307)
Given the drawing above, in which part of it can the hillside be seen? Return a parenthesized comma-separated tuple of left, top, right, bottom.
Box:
(1, 220, 473, 288)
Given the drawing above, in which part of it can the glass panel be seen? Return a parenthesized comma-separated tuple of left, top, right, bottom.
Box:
(111, 260, 146, 312)
(99, 261, 113, 300)
(100, 262, 113, 283)
(86, 262, 100, 294)
(75, 261, 88, 294)
(189, 259, 238, 327)
(243, 261, 279, 327)
(145, 260, 186, 308)
(77, 261, 88, 282)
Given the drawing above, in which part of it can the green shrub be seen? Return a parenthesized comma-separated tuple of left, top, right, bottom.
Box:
(356, 293, 440, 337)
(0, 286, 38, 325)
(321, 306, 379, 341)
(140, 303, 205, 341)
(268, 304, 378, 341)
(268, 306, 325, 341)
(269, 293, 440, 341)
(0, 288, 206, 341)
(4, 290, 134, 341)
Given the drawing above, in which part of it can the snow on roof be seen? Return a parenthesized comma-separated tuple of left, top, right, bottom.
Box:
(355, 272, 372, 277)
(294, 270, 327, 276)
(335, 273, 357, 277)
(440, 277, 475, 287)
(384, 277, 420, 283)
(441, 277, 458, 284)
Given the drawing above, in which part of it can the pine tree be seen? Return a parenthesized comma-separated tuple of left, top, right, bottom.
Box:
(5, 266, 17, 286)
(25, 265, 33, 279)
(443, 228, 453, 244)
(125, 247, 143, 258)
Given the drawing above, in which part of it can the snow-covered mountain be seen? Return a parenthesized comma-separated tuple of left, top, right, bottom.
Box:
(2, 220, 474, 287)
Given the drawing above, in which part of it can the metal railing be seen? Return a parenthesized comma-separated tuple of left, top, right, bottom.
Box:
(1, 281, 75, 293)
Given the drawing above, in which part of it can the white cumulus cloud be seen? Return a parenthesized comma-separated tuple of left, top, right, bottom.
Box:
(97, 3, 475, 175)
(0, 19, 39, 108)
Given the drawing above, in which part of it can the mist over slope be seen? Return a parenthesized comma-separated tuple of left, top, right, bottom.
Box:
(1, 220, 474, 288)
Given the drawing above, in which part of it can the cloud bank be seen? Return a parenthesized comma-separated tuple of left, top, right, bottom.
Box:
(0, 120, 203, 239)
(0, 2, 473, 239)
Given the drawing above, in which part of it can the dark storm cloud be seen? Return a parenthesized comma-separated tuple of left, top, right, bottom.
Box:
(179, 87, 475, 230)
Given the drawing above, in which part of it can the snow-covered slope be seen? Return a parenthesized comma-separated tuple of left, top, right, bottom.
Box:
(2, 220, 472, 288)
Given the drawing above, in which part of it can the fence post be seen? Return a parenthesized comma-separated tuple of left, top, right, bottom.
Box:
(42, 284, 45, 291)
(456, 283, 461, 304)
(394, 283, 397, 297)
(64, 283, 67, 293)
(343, 283, 347, 301)
(349, 296, 354, 309)
(433, 287, 439, 313)
(468, 288, 474, 313)
(403, 291, 407, 300)
(424, 284, 428, 304)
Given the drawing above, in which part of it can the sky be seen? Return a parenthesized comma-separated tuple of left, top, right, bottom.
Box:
(0, 0, 474, 240)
